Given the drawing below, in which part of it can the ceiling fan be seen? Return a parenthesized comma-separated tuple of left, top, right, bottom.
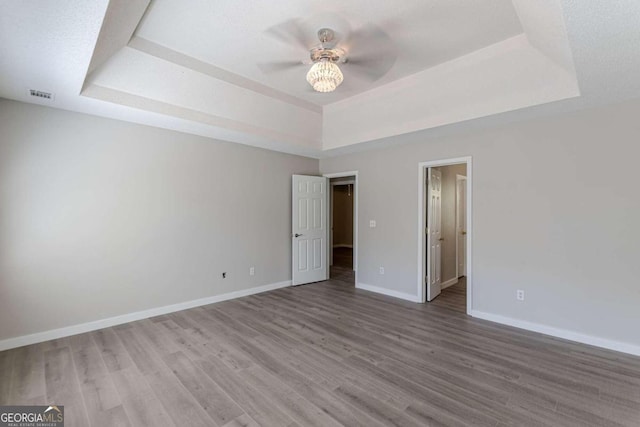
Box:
(259, 19, 397, 93)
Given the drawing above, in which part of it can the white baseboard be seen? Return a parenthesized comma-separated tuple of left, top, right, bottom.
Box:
(332, 244, 353, 248)
(356, 282, 421, 303)
(0, 280, 291, 352)
(441, 277, 458, 289)
(470, 310, 640, 357)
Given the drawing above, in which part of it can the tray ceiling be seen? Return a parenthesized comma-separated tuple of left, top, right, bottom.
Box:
(2, 1, 639, 157)
(134, 0, 523, 105)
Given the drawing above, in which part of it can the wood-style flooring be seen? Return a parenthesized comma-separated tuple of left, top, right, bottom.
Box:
(332, 247, 353, 269)
(431, 277, 467, 314)
(1, 274, 640, 426)
(330, 265, 355, 283)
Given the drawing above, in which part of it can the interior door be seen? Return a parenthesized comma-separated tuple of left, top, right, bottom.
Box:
(292, 175, 328, 286)
(427, 168, 443, 301)
(456, 176, 467, 277)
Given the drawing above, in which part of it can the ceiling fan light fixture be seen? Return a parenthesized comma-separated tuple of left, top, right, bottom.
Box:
(306, 59, 344, 93)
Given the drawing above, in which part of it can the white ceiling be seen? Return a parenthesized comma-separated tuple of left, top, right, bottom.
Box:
(134, 0, 523, 105)
(1, 1, 640, 158)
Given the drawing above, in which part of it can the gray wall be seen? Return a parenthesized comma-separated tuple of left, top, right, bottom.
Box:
(0, 99, 318, 341)
(437, 164, 467, 284)
(321, 98, 640, 347)
(333, 185, 353, 247)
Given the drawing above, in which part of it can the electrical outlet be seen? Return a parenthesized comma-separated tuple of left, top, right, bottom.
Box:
(369, 220, 376, 228)
(222, 272, 227, 279)
(379, 266, 385, 275)
(516, 290, 525, 301)
(249, 267, 255, 276)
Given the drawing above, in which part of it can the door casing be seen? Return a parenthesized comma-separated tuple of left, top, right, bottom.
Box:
(418, 157, 473, 313)
(456, 175, 468, 278)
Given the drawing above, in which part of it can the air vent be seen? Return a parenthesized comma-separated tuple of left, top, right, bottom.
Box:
(28, 89, 54, 100)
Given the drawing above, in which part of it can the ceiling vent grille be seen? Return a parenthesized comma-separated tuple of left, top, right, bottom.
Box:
(28, 89, 54, 100)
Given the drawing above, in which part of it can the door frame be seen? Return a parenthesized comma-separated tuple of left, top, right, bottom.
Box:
(455, 174, 467, 279)
(417, 157, 472, 314)
(323, 171, 358, 284)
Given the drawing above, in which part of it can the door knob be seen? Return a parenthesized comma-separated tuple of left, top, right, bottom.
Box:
(439, 238, 444, 241)
(295, 233, 303, 237)
(462, 231, 467, 235)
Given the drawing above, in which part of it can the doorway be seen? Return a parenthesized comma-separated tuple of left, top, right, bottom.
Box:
(324, 172, 358, 285)
(418, 157, 472, 314)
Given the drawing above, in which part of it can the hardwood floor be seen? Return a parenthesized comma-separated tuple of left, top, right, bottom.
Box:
(431, 277, 467, 314)
(1, 275, 640, 426)
(332, 247, 353, 269)
(330, 265, 355, 283)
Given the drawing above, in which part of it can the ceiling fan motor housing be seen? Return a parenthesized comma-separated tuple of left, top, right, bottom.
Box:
(317, 28, 335, 43)
(309, 28, 346, 63)
(309, 46, 345, 63)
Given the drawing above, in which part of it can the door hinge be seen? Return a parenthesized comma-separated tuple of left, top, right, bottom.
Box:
(425, 227, 429, 234)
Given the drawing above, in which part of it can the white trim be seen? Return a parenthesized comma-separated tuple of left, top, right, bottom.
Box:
(330, 180, 355, 187)
(470, 310, 640, 357)
(323, 171, 358, 281)
(455, 174, 467, 279)
(441, 277, 459, 289)
(323, 171, 359, 179)
(330, 181, 334, 265)
(356, 283, 421, 303)
(0, 280, 291, 352)
(418, 157, 473, 314)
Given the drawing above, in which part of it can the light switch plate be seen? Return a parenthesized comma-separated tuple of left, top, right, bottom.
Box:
(369, 220, 376, 228)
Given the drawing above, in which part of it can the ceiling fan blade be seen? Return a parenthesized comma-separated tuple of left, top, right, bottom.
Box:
(257, 60, 305, 74)
(264, 18, 314, 51)
(344, 23, 395, 54)
(345, 56, 396, 81)
(342, 23, 398, 81)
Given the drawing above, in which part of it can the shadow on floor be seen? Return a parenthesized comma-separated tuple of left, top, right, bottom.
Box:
(330, 247, 354, 284)
(430, 277, 467, 313)
(332, 247, 352, 269)
(330, 265, 354, 284)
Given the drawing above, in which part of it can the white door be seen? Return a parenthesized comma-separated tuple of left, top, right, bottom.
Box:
(292, 175, 328, 285)
(456, 176, 467, 277)
(427, 168, 443, 301)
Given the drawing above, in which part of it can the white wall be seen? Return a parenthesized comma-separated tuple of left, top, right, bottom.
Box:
(0, 99, 318, 342)
(320, 98, 640, 349)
